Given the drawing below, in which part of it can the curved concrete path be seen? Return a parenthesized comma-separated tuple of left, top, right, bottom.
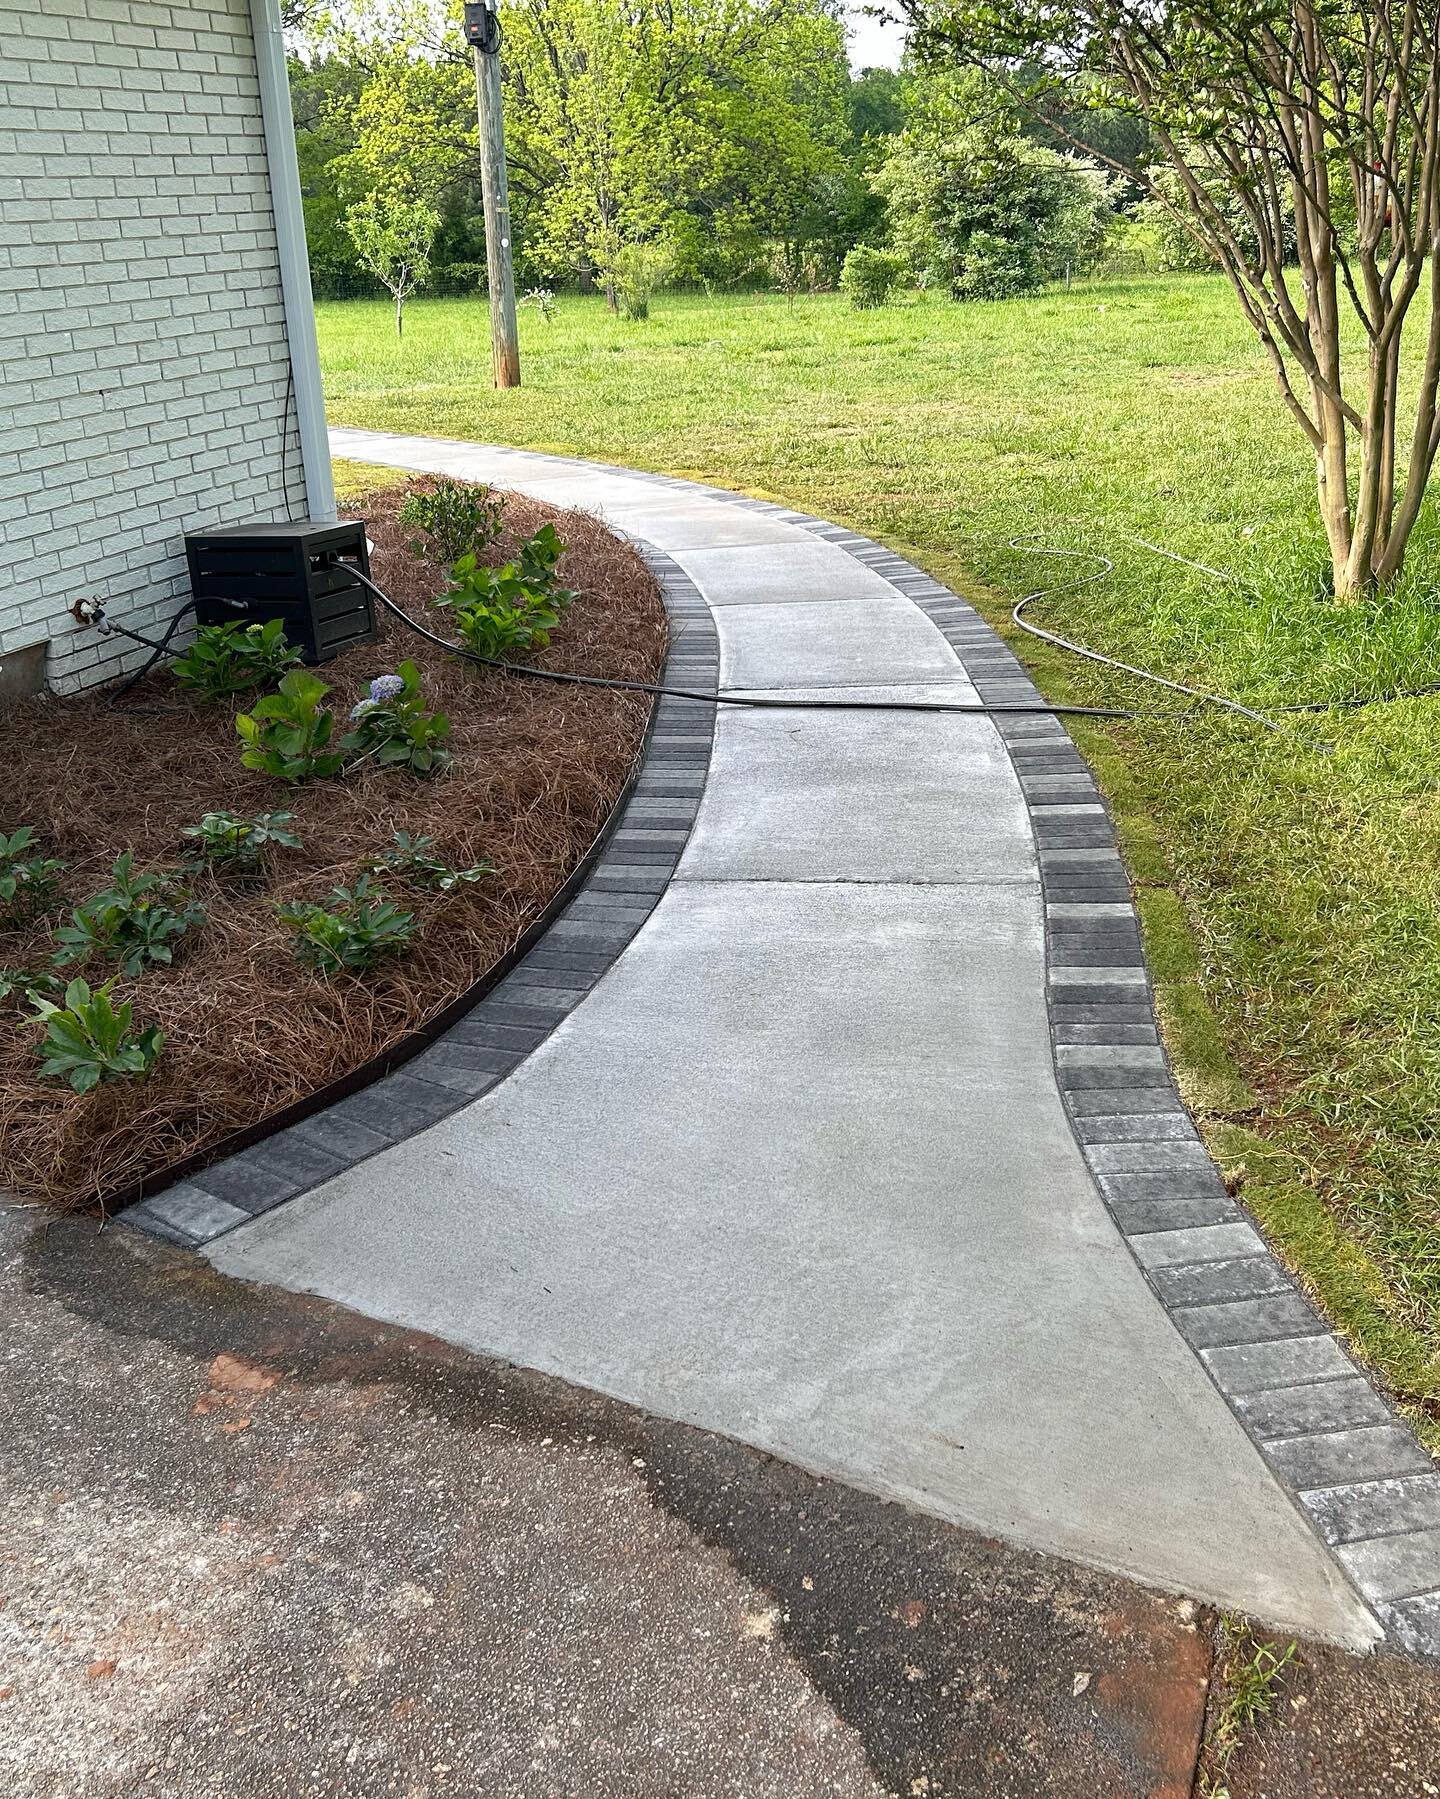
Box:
(206, 429, 1386, 1649)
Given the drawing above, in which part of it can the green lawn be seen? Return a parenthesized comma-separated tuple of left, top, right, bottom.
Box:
(320, 279, 1440, 1443)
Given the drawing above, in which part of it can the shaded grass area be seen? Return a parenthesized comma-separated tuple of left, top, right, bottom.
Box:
(0, 487, 665, 1208)
(320, 281, 1440, 1441)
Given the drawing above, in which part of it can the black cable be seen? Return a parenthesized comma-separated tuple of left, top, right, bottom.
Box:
(1006, 535, 1440, 727)
(106, 599, 198, 704)
(351, 569, 1154, 721)
(1007, 539, 1288, 735)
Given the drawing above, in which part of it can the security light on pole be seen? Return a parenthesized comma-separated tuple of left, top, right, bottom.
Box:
(464, 0, 521, 389)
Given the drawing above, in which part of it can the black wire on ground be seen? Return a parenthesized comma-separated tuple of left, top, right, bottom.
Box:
(1006, 538, 1288, 736)
(1007, 534, 1440, 725)
(91, 542, 1440, 737)
(352, 568, 1153, 722)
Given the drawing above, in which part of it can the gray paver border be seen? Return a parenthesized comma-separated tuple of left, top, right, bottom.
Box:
(134, 435, 1440, 1656)
(123, 548, 719, 1252)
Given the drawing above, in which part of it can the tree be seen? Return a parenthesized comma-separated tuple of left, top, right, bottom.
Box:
(875, 69, 1118, 297)
(291, 0, 864, 296)
(905, 0, 1440, 598)
(849, 65, 908, 142)
(497, 0, 852, 295)
(344, 192, 440, 336)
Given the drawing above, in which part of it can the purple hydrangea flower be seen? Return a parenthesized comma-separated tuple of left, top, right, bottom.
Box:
(369, 673, 406, 704)
(349, 698, 377, 721)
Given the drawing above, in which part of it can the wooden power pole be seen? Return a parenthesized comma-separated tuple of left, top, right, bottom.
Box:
(464, 0, 521, 389)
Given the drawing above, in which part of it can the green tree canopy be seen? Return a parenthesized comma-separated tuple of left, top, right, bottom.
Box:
(874, 67, 1118, 297)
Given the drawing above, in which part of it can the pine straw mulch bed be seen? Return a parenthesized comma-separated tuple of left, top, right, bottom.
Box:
(0, 482, 667, 1212)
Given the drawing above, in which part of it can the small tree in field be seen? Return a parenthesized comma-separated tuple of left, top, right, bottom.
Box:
(344, 193, 440, 339)
(905, 0, 1440, 598)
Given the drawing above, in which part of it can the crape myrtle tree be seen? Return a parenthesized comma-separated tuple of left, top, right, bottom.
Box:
(902, 0, 1440, 598)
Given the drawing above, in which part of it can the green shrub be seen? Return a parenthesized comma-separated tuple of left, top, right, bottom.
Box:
(840, 246, 907, 310)
(398, 478, 506, 565)
(236, 670, 346, 782)
(344, 662, 452, 775)
(31, 977, 164, 1094)
(367, 830, 494, 893)
(873, 71, 1120, 300)
(181, 810, 302, 871)
(440, 527, 575, 660)
(611, 241, 674, 320)
(278, 874, 417, 976)
(951, 229, 1041, 300)
(171, 620, 302, 701)
(516, 523, 574, 601)
(53, 854, 204, 977)
(0, 826, 65, 926)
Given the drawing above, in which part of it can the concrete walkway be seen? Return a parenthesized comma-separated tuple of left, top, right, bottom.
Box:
(208, 428, 1379, 1649)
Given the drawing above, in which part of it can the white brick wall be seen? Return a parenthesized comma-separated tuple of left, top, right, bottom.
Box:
(0, 0, 308, 692)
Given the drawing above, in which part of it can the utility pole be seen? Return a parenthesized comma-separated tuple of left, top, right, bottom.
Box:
(463, 0, 521, 389)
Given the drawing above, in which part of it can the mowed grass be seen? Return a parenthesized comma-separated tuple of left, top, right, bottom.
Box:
(319, 280, 1440, 1441)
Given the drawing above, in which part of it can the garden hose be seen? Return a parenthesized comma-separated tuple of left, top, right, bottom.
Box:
(1007, 535, 1440, 723)
(353, 568, 1155, 722)
(1005, 538, 1288, 735)
(98, 549, 1439, 738)
(105, 599, 198, 704)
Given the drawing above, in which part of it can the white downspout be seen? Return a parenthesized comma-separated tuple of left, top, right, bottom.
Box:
(248, 0, 336, 522)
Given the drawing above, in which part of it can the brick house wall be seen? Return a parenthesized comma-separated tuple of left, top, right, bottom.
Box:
(0, 0, 309, 693)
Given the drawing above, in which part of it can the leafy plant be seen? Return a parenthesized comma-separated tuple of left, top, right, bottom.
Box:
(344, 663, 453, 775)
(0, 967, 62, 1007)
(53, 854, 204, 977)
(31, 977, 164, 1094)
(522, 286, 556, 322)
(442, 556, 560, 658)
(439, 526, 576, 661)
(277, 874, 417, 976)
(839, 245, 907, 310)
(236, 670, 346, 782)
(0, 826, 65, 926)
(170, 620, 302, 701)
(181, 810, 302, 870)
(515, 523, 576, 606)
(609, 240, 674, 321)
(398, 477, 506, 565)
(367, 830, 494, 893)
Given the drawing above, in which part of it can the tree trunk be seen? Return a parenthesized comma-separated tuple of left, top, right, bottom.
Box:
(395, 291, 404, 340)
(1314, 395, 1358, 598)
(605, 279, 618, 312)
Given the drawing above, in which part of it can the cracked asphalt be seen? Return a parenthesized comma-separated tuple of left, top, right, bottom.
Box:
(4, 1202, 1440, 1797)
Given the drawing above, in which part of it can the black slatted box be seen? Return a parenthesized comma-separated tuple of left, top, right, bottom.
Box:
(184, 519, 376, 665)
